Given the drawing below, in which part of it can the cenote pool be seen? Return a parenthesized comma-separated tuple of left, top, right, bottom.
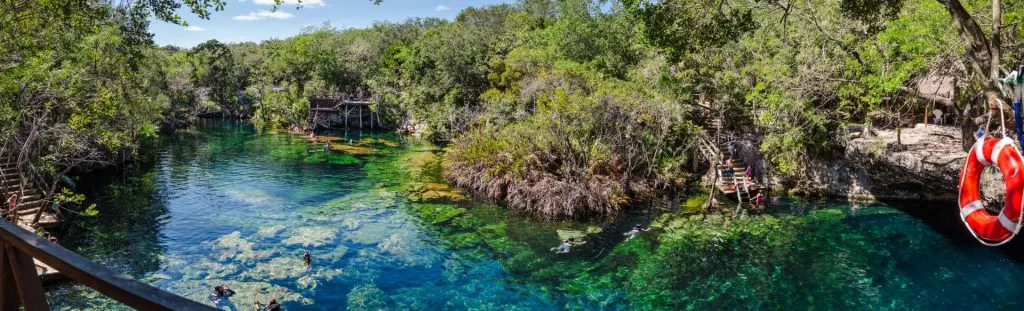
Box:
(46, 121, 1024, 310)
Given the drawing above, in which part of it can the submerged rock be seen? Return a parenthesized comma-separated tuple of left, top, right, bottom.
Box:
(346, 221, 402, 245)
(319, 244, 350, 262)
(342, 218, 361, 230)
(359, 137, 400, 148)
(556, 229, 586, 241)
(408, 182, 467, 202)
(378, 233, 437, 268)
(202, 232, 279, 263)
(257, 225, 286, 238)
(223, 188, 284, 207)
(242, 257, 308, 280)
(165, 279, 314, 309)
(330, 143, 378, 155)
(347, 284, 391, 311)
(283, 227, 337, 247)
(173, 256, 239, 281)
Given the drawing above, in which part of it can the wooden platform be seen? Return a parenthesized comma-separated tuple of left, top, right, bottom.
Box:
(307, 97, 383, 130)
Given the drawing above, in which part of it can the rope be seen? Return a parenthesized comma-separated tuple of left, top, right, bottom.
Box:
(999, 98, 1007, 137)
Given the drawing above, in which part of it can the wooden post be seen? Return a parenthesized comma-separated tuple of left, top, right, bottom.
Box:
(924, 102, 930, 125)
(0, 242, 48, 311)
(0, 242, 20, 310)
(6, 245, 46, 311)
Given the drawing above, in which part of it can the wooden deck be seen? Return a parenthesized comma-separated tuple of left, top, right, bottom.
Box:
(307, 97, 383, 130)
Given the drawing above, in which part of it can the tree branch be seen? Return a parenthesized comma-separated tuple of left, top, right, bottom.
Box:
(899, 86, 954, 107)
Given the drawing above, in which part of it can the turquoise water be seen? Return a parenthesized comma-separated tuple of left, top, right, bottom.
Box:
(46, 121, 1024, 310)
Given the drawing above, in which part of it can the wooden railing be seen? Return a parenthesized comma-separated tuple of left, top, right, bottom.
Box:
(309, 97, 372, 109)
(0, 220, 215, 310)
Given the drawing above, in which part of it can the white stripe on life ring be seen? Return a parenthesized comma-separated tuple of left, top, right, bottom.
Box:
(976, 140, 991, 166)
(991, 139, 1015, 166)
(961, 200, 985, 220)
(1000, 211, 1020, 233)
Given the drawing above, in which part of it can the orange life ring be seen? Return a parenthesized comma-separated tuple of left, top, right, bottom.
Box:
(959, 137, 1024, 245)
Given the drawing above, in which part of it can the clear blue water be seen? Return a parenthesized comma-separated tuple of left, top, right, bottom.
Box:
(45, 121, 1024, 310)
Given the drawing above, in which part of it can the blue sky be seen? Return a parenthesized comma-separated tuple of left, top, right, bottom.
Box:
(151, 0, 514, 48)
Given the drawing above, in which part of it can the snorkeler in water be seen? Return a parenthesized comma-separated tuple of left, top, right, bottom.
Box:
(213, 284, 236, 299)
(550, 237, 586, 254)
(623, 225, 650, 241)
(255, 299, 281, 311)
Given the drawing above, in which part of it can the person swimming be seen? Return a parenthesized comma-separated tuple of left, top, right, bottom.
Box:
(624, 225, 650, 241)
(255, 299, 281, 311)
(550, 237, 586, 254)
(213, 285, 236, 299)
(303, 250, 312, 268)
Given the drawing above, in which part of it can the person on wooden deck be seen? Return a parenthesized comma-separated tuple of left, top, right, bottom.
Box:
(323, 140, 331, 152)
(754, 192, 766, 207)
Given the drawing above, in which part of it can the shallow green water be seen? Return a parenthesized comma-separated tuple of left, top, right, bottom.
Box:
(47, 121, 1024, 310)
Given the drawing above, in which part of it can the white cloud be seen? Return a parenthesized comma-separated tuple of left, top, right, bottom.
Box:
(184, 26, 206, 32)
(435, 4, 450, 11)
(253, 0, 325, 6)
(233, 10, 295, 21)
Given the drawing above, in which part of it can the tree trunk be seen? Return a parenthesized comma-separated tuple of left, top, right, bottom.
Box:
(937, 0, 994, 80)
(937, 0, 1003, 149)
(961, 113, 975, 151)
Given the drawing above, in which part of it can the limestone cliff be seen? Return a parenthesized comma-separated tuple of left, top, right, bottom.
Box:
(782, 124, 1004, 203)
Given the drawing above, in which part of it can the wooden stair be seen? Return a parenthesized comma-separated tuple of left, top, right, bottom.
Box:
(307, 110, 331, 130)
(0, 155, 61, 230)
(716, 143, 760, 202)
(0, 154, 63, 281)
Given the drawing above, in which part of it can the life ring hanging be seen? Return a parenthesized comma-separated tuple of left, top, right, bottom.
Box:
(958, 137, 1024, 246)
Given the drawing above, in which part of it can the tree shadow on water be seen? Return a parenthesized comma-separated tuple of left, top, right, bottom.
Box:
(879, 198, 1024, 262)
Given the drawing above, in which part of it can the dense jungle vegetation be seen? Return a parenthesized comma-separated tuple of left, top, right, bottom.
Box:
(3, 0, 1024, 218)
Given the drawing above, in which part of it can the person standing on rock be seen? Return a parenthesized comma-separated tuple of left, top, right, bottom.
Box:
(976, 126, 986, 140)
(303, 250, 312, 270)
